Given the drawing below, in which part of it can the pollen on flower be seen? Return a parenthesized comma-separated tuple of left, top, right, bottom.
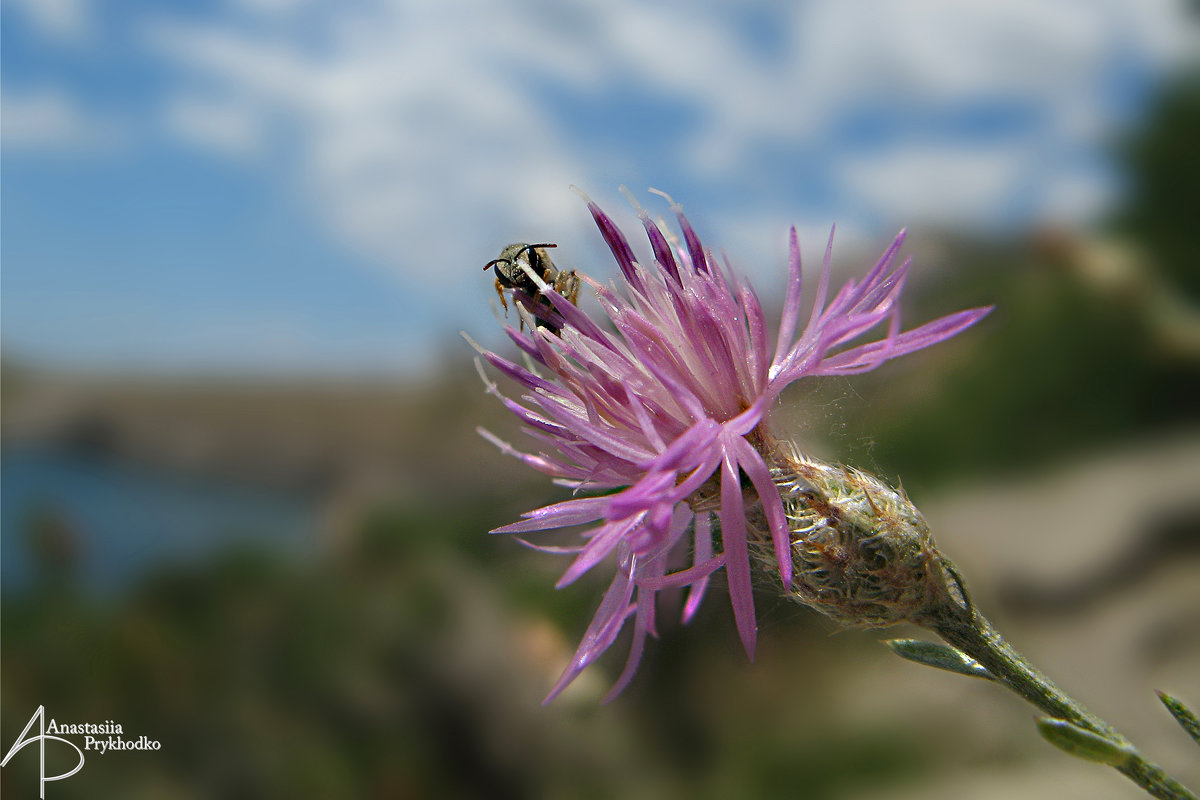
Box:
(474, 188, 991, 702)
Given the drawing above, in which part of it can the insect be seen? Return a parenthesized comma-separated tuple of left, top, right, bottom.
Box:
(483, 242, 580, 332)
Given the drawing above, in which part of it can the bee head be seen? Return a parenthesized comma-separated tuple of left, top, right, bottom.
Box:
(484, 243, 557, 292)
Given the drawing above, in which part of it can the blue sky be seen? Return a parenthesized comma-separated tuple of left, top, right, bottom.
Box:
(2, 0, 1195, 375)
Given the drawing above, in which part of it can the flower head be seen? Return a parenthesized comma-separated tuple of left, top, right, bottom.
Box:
(475, 189, 990, 702)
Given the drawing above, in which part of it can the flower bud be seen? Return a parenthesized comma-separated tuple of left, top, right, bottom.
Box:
(748, 446, 964, 628)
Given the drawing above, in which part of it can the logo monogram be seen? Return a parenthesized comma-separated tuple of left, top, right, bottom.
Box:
(1, 706, 86, 799)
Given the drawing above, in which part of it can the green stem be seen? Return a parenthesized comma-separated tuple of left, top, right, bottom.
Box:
(928, 581, 1197, 800)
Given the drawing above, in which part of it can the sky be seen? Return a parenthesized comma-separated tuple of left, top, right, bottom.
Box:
(2, 0, 1196, 376)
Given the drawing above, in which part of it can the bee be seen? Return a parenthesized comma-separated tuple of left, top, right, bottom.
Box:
(483, 242, 580, 332)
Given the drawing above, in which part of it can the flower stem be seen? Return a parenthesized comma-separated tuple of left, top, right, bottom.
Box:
(927, 563, 1197, 800)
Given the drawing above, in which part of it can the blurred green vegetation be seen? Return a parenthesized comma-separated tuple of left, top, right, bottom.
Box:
(4, 491, 949, 800)
(1115, 71, 1200, 300)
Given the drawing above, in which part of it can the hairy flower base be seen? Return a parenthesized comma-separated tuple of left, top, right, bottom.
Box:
(745, 445, 967, 628)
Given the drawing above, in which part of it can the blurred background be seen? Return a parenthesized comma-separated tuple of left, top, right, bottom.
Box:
(3, 1, 1199, 797)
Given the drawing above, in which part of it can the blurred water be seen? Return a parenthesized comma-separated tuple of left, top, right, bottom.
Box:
(0, 446, 318, 594)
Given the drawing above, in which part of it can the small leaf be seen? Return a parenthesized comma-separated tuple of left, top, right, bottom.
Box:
(883, 638, 995, 681)
(1036, 717, 1136, 767)
(1157, 691, 1200, 747)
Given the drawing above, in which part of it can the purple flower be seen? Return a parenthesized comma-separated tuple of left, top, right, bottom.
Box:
(476, 190, 990, 702)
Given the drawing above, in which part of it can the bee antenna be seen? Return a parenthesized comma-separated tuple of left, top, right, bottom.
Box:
(483, 258, 509, 272)
(520, 243, 558, 258)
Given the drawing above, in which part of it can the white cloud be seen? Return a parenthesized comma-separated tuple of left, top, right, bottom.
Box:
(678, 0, 1195, 193)
(140, 0, 1196, 288)
(836, 140, 1125, 233)
(1038, 165, 1120, 226)
(1, 89, 125, 153)
(164, 96, 265, 157)
(144, 3, 589, 285)
(6, 0, 92, 43)
(230, 0, 317, 15)
(838, 145, 1029, 228)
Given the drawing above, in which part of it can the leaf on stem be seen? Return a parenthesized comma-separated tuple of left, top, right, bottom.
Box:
(1036, 717, 1136, 767)
(1157, 691, 1200, 747)
(883, 638, 995, 681)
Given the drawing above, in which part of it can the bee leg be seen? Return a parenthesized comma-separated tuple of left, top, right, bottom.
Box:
(494, 277, 509, 314)
(555, 270, 581, 306)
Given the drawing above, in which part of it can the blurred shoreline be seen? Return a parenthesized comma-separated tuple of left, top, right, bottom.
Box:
(1, 443, 318, 593)
(3, 363, 417, 493)
(2, 356, 517, 535)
